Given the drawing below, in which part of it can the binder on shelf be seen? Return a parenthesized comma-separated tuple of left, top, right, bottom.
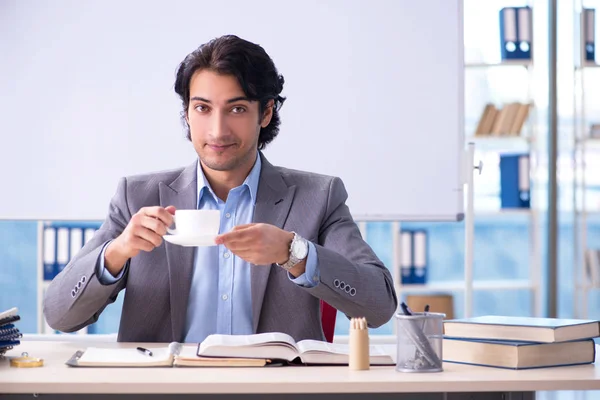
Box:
(56, 227, 70, 275)
(517, 7, 532, 59)
(411, 230, 428, 285)
(42, 227, 56, 281)
(499, 7, 532, 61)
(500, 154, 531, 209)
(400, 230, 413, 285)
(584, 9, 596, 63)
(585, 249, 600, 287)
(69, 228, 83, 261)
(84, 228, 96, 244)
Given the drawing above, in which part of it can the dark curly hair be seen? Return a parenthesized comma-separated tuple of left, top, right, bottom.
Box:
(174, 35, 286, 150)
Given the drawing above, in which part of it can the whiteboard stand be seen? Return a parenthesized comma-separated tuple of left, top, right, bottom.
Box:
(464, 142, 483, 318)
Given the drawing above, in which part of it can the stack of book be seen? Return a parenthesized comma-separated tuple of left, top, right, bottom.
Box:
(0, 307, 22, 356)
(442, 316, 599, 369)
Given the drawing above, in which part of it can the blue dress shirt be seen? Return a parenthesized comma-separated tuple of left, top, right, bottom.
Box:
(97, 153, 320, 343)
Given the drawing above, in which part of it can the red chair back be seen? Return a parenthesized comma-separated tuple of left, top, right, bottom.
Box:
(320, 300, 337, 343)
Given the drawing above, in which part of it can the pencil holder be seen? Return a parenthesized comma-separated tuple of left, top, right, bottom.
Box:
(395, 312, 445, 373)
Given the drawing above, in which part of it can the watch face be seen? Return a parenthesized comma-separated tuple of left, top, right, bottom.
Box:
(291, 238, 308, 259)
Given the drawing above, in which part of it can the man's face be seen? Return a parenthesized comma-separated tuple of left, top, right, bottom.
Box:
(186, 69, 271, 174)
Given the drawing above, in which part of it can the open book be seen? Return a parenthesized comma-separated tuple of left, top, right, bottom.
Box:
(196, 332, 394, 365)
(67, 342, 270, 367)
(67, 333, 394, 367)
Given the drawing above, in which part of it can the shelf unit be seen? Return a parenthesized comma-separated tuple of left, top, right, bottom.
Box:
(36, 221, 101, 334)
(384, 58, 542, 318)
(572, 5, 600, 318)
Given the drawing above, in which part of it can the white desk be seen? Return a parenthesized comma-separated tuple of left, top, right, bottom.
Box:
(2, 340, 600, 400)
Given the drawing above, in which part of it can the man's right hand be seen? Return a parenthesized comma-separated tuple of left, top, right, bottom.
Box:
(104, 206, 176, 276)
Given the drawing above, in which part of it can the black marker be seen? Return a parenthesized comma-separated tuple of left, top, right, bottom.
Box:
(136, 347, 153, 357)
(400, 301, 413, 316)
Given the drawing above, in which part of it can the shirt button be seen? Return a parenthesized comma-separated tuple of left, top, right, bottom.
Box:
(222, 294, 228, 301)
(225, 213, 231, 218)
(224, 252, 230, 259)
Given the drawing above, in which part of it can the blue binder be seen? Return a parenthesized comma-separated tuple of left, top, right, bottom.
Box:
(500, 154, 531, 209)
(500, 7, 532, 60)
(584, 9, 596, 62)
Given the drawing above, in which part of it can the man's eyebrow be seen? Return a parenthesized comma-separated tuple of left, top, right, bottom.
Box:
(226, 96, 251, 103)
(190, 96, 211, 103)
(189, 96, 252, 104)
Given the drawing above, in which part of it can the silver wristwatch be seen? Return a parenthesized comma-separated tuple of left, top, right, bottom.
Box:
(276, 231, 308, 271)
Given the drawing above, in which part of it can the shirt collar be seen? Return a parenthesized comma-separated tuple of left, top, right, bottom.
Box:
(196, 152, 262, 206)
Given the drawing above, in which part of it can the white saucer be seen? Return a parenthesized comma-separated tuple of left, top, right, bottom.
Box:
(163, 234, 217, 247)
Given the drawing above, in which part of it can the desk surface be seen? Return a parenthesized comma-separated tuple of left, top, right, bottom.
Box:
(2, 340, 600, 394)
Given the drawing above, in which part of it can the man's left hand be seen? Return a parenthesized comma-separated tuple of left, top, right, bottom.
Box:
(215, 223, 293, 266)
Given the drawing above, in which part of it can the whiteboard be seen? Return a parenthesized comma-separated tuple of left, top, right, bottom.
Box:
(0, 0, 464, 221)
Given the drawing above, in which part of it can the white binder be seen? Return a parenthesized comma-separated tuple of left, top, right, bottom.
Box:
(517, 7, 532, 57)
(400, 231, 413, 284)
(518, 155, 530, 202)
(56, 227, 70, 272)
(69, 228, 83, 260)
(42, 227, 56, 280)
(84, 228, 96, 244)
(413, 231, 427, 284)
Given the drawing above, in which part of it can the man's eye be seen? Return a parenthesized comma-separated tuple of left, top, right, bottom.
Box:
(231, 106, 246, 114)
(195, 104, 209, 112)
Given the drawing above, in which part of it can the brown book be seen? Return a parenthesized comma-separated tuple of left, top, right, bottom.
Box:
(475, 104, 495, 136)
(480, 105, 499, 136)
(499, 102, 521, 136)
(509, 103, 531, 136)
(490, 105, 508, 136)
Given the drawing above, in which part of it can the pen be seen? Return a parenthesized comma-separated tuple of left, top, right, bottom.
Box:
(136, 347, 153, 357)
(400, 301, 413, 315)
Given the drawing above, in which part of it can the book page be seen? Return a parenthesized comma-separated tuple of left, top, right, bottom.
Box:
(199, 332, 298, 352)
(197, 333, 299, 361)
(77, 346, 172, 366)
(297, 340, 390, 356)
(296, 340, 394, 365)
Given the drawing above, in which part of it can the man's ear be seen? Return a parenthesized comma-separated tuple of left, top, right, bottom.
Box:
(260, 100, 274, 128)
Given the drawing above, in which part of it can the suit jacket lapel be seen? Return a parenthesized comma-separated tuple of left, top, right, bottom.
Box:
(251, 153, 296, 332)
(159, 161, 197, 342)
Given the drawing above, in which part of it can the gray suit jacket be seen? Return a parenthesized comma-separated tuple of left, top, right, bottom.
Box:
(44, 154, 397, 342)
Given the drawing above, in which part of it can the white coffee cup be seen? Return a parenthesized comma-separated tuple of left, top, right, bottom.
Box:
(166, 209, 220, 236)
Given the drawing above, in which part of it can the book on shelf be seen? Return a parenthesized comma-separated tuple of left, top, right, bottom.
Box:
(443, 337, 595, 370)
(67, 332, 394, 368)
(474, 102, 530, 137)
(443, 316, 600, 343)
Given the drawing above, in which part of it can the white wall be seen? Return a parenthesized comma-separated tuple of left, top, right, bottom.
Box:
(0, 0, 464, 221)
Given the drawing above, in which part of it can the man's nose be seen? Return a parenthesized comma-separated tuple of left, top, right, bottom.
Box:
(209, 112, 228, 138)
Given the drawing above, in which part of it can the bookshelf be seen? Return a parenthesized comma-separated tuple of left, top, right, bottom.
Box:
(36, 221, 101, 334)
(572, 56, 600, 319)
(379, 2, 544, 318)
(572, 1, 600, 319)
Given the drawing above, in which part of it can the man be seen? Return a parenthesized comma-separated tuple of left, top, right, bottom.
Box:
(44, 35, 397, 343)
